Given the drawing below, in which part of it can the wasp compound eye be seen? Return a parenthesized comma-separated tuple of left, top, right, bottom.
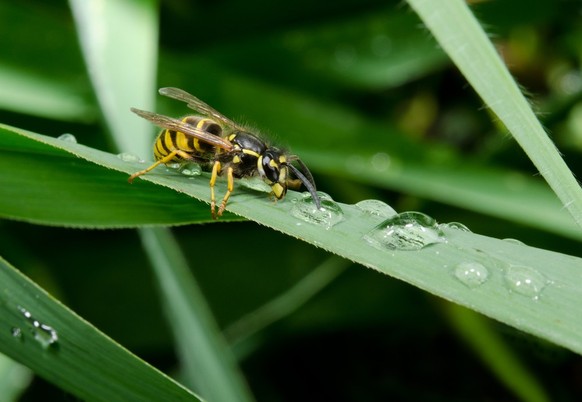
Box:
(261, 150, 281, 183)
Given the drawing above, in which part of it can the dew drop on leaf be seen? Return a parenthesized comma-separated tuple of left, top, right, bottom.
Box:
(355, 199, 396, 218)
(57, 133, 77, 143)
(504, 265, 548, 299)
(453, 261, 489, 288)
(291, 192, 344, 229)
(363, 211, 446, 251)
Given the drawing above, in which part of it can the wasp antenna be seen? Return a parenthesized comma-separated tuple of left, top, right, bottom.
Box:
(286, 163, 321, 209)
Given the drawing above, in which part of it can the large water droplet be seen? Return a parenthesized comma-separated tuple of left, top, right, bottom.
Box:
(179, 162, 202, 177)
(57, 133, 77, 143)
(18, 307, 59, 349)
(363, 211, 446, 251)
(355, 199, 397, 218)
(454, 262, 489, 288)
(291, 192, 344, 229)
(504, 265, 548, 299)
(117, 152, 143, 163)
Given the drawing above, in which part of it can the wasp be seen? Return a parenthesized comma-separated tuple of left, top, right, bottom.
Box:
(128, 87, 321, 219)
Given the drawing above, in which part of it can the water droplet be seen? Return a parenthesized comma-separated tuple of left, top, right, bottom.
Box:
(355, 199, 397, 218)
(503, 238, 525, 246)
(117, 152, 143, 163)
(440, 222, 471, 232)
(504, 265, 548, 299)
(363, 212, 446, 251)
(370, 152, 391, 172)
(57, 133, 77, 143)
(18, 307, 58, 348)
(454, 262, 489, 288)
(291, 193, 344, 229)
(165, 162, 181, 170)
(370, 34, 392, 57)
(11, 327, 22, 339)
(179, 162, 202, 177)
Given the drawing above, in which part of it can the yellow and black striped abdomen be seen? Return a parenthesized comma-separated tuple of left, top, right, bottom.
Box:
(153, 116, 222, 162)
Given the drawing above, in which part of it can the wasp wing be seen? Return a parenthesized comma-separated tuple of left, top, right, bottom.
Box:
(131, 107, 234, 151)
(159, 87, 246, 132)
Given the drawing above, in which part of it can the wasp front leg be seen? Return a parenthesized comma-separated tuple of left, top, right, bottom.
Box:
(209, 161, 222, 219)
(217, 166, 234, 217)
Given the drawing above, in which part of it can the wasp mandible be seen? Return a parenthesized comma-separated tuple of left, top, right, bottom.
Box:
(128, 87, 321, 219)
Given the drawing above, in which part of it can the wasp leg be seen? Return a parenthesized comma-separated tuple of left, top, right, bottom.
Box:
(217, 166, 234, 217)
(209, 161, 222, 219)
(128, 150, 191, 183)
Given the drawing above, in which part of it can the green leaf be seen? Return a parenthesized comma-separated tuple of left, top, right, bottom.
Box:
(407, 0, 582, 228)
(3, 124, 582, 356)
(0, 255, 201, 402)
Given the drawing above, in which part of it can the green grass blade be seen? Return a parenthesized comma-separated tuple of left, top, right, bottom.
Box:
(0, 353, 32, 402)
(407, 0, 582, 228)
(140, 228, 254, 402)
(69, 0, 158, 157)
(0, 255, 201, 402)
(3, 125, 582, 356)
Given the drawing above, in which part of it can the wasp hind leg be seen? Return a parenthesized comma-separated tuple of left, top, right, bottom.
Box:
(128, 149, 191, 183)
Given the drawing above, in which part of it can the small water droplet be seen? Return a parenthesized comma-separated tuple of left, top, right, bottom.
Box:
(57, 133, 77, 143)
(503, 238, 525, 246)
(504, 265, 548, 299)
(165, 162, 181, 170)
(370, 34, 392, 57)
(440, 222, 471, 232)
(355, 199, 397, 218)
(454, 262, 489, 288)
(370, 152, 391, 172)
(117, 152, 143, 163)
(18, 307, 58, 348)
(363, 212, 446, 251)
(291, 193, 344, 229)
(179, 162, 202, 177)
(11, 327, 22, 339)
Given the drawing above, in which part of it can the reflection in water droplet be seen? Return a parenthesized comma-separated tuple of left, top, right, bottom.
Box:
(165, 163, 181, 170)
(291, 193, 344, 229)
(363, 211, 446, 251)
(504, 265, 548, 299)
(355, 199, 397, 218)
(117, 152, 143, 163)
(440, 222, 471, 232)
(179, 162, 202, 177)
(18, 307, 59, 348)
(454, 262, 489, 288)
(57, 133, 77, 143)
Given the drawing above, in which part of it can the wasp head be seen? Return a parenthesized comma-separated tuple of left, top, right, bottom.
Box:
(258, 148, 321, 209)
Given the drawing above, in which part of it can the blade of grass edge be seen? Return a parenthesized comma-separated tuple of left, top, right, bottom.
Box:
(0, 255, 201, 402)
(406, 0, 582, 229)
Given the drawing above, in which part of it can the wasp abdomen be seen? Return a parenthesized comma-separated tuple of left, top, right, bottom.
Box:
(153, 116, 222, 162)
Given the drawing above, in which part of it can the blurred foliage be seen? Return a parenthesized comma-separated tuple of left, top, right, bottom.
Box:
(1, 0, 582, 400)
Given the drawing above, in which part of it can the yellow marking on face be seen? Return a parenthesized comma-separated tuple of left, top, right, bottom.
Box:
(271, 183, 285, 199)
(269, 159, 278, 168)
(233, 155, 241, 164)
(279, 155, 287, 164)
